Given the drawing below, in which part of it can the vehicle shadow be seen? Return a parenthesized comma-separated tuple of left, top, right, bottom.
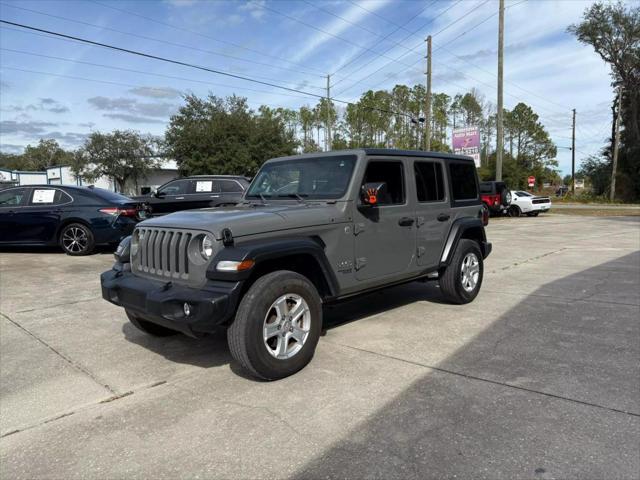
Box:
(323, 280, 447, 330)
(118, 280, 447, 374)
(121, 321, 232, 369)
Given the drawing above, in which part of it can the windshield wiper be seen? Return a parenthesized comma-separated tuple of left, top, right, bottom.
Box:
(277, 193, 308, 203)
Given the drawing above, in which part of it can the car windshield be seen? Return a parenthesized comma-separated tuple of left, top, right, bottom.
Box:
(246, 155, 356, 199)
(516, 191, 533, 197)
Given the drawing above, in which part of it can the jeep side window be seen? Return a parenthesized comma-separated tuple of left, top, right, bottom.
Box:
(415, 161, 445, 202)
(362, 161, 404, 205)
(449, 163, 478, 200)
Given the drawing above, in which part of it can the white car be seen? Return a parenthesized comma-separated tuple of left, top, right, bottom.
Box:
(509, 190, 552, 217)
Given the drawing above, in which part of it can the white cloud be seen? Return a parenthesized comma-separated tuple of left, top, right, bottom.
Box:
(129, 87, 183, 99)
(239, 0, 267, 21)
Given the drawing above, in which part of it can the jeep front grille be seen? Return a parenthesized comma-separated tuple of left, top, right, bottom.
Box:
(134, 227, 192, 281)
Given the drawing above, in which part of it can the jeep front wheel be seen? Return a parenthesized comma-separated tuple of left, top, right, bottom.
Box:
(227, 271, 322, 380)
(439, 239, 484, 304)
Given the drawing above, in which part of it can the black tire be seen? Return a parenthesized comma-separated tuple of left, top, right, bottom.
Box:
(532, 211, 540, 217)
(439, 239, 484, 305)
(501, 188, 512, 207)
(126, 310, 178, 337)
(508, 205, 521, 217)
(227, 271, 322, 381)
(59, 222, 95, 256)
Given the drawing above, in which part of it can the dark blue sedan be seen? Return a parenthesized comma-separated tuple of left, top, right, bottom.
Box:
(0, 185, 146, 255)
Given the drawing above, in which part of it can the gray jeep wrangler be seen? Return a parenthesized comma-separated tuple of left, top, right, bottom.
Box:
(102, 149, 491, 380)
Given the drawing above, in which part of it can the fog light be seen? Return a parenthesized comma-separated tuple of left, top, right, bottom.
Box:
(183, 302, 192, 317)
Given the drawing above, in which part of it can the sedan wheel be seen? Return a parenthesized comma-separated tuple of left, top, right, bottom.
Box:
(60, 223, 95, 256)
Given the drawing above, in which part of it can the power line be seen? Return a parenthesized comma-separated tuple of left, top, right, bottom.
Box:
(0, 2, 326, 87)
(332, 0, 464, 86)
(0, 20, 326, 100)
(320, 0, 439, 77)
(0, 66, 309, 114)
(89, 0, 331, 78)
(0, 48, 321, 101)
(0, 20, 419, 120)
(258, 2, 438, 75)
(333, 0, 491, 97)
(432, 41, 571, 113)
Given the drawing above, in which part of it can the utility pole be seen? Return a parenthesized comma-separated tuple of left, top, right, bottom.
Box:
(495, 0, 504, 181)
(571, 109, 576, 195)
(326, 74, 332, 151)
(610, 85, 623, 201)
(425, 35, 432, 151)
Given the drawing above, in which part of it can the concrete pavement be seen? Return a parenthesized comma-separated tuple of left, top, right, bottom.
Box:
(1, 215, 639, 479)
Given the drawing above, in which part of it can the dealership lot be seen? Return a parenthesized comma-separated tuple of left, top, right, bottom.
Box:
(1, 215, 639, 479)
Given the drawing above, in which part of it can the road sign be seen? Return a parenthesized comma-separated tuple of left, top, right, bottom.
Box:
(528, 176, 535, 187)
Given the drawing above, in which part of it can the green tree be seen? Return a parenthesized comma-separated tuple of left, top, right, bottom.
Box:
(569, 1, 640, 200)
(578, 155, 612, 196)
(166, 94, 297, 176)
(78, 130, 158, 192)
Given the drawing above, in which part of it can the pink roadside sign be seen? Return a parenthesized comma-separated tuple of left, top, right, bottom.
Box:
(452, 127, 480, 167)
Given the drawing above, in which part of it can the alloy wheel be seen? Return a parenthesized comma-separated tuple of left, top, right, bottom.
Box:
(62, 227, 89, 253)
(460, 252, 480, 293)
(263, 293, 311, 360)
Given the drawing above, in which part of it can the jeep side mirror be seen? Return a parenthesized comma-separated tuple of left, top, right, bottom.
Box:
(154, 190, 165, 198)
(360, 182, 387, 207)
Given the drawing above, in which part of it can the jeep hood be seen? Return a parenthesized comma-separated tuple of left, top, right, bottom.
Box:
(138, 203, 348, 240)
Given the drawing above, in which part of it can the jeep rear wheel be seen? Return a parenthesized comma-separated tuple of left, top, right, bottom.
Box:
(227, 271, 322, 380)
(439, 239, 484, 304)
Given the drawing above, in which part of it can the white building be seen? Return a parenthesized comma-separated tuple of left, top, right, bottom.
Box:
(1, 159, 179, 195)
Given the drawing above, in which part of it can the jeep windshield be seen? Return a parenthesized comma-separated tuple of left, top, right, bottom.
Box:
(245, 155, 356, 200)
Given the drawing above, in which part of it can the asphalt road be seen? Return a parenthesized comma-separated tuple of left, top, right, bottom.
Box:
(1, 215, 639, 479)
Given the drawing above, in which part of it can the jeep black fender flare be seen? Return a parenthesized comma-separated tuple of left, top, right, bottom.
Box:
(439, 218, 491, 266)
(206, 237, 339, 298)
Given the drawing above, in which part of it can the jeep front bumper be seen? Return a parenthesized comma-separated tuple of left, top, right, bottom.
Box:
(101, 269, 242, 337)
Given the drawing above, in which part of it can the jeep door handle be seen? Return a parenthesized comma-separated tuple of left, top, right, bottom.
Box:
(398, 217, 415, 227)
(175, 197, 185, 200)
(437, 213, 450, 222)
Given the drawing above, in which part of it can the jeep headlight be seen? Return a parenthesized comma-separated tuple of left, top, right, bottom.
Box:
(130, 230, 140, 258)
(200, 234, 214, 260)
(115, 236, 132, 263)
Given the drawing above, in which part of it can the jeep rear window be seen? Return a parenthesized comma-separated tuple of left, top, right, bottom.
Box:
(246, 155, 356, 199)
(449, 163, 478, 201)
(479, 183, 493, 194)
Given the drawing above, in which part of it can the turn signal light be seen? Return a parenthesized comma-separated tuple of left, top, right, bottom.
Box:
(216, 259, 255, 272)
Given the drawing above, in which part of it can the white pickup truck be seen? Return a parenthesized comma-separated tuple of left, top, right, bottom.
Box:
(509, 190, 552, 217)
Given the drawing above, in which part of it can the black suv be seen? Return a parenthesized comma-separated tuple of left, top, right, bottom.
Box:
(135, 175, 249, 216)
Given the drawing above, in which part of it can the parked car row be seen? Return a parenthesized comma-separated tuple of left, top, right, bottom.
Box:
(0, 175, 249, 255)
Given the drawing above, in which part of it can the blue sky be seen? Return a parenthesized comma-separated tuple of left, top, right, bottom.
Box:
(0, 0, 617, 175)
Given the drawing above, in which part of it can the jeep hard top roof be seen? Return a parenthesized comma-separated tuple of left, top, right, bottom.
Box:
(267, 148, 476, 164)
